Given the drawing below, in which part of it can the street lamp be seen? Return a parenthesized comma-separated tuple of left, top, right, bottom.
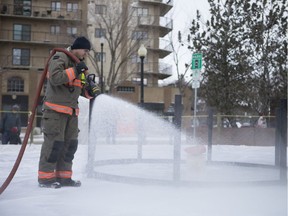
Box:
(137, 44, 147, 160)
(100, 36, 104, 93)
(137, 44, 147, 106)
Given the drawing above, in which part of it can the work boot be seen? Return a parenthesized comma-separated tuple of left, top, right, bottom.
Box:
(39, 181, 61, 189)
(57, 178, 81, 187)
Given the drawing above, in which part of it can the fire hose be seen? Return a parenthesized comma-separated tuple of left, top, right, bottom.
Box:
(0, 48, 80, 195)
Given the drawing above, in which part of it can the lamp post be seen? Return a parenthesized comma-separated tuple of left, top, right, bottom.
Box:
(137, 44, 147, 106)
(100, 36, 104, 93)
(137, 44, 147, 160)
(88, 37, 104, 174)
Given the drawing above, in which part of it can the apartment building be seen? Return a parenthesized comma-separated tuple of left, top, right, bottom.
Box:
(0, 0, 187, 128)
(0, 0, 88, 126)
(87, 0, 181, 113)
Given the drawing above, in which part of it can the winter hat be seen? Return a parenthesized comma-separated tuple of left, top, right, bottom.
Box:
(12, 104, 20, 111)
(71, 37, 91, 50)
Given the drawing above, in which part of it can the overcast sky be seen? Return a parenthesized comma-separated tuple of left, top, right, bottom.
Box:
(172, 0, 210, 34)
(161, 0, 210, 85)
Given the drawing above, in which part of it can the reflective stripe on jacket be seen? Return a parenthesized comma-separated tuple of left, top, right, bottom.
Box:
(65, 67, 76, 82)
(44, 101, 79, 116)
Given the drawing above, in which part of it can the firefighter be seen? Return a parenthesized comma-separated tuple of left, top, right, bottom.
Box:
(38, 36, 100, 188)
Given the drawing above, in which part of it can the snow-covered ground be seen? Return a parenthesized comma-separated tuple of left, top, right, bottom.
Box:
(0, 144, 287, 216)
(0, 95, 287, 216)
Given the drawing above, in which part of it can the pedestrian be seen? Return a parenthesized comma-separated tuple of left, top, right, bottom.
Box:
(256, 114, 267, 128)
(38, 36, 101, 188)
(0, 105, 22, 145)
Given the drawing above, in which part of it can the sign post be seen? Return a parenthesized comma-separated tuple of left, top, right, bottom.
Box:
(191, 53, 202, 144)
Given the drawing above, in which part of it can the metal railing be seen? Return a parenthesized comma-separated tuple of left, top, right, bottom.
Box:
(139, 0, 173, 6)
(144, 38, 172, 55)
(136, 61, 172, 76)
(159, 62, 172, 76)
(0, 55, 48, 69)
(0, 3, 82, 20)
(138, 15, 173, 30)
(0, 29, 75, 45)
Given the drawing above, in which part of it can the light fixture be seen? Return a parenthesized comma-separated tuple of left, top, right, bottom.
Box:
(12, 94, 17, 100)
(137, 44, 147, 57)
(100, 36, 105, 46)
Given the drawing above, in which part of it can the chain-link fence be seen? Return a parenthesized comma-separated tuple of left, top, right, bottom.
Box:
(162, 114, 276, 146)
(0, 110, 43, 144)
(0, 108, 278, 146)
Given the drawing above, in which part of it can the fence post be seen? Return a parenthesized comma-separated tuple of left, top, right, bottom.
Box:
(275, 107, 281, 166)
(207, 108, 214, 161)
(173, 95, 182, 183)
(279, 99, 287, 182)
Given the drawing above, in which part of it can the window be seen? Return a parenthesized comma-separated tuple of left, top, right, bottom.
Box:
(132, 31, 148, 40)
(51, 1, 61, 11)
(50, 25, 60, 35)
(131, 54, 139, 63)
(7, 77, 24, 92)
(137, 8, 148, 16)
(12, 48, 30, 66)
(13, 24, 31, 41)
(130, 54, 147, 64)
(67, 27, 77, 36)
(132, 77, 147, 85)
(14, 0, 31, 16)
(67, 3, 78, 12)
(95, 28, 106, 38)
(95, 52, 106, 62)
(117, 86, 135, 93)
(131, 54, 147, 63)
(95, 5, 106, 14)
(23, 0, 32, 16)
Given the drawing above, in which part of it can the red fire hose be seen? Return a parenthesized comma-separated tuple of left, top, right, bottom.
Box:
(0, 48, 80, 195)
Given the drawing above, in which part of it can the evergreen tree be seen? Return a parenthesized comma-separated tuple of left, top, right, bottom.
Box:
(188, 0, 287, 120)
(243, 0, 287, 115)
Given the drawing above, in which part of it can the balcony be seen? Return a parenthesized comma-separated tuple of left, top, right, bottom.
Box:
(0, 29, 75, 46)
(0, 3, 82, 21)
(145, 38, 172, 58)
(139, 0, 173, 16)
(0, 54, 49, 70)
(138, 16, 173, 37)
(136, 61, 172, 79)
(159, 62, 172, 78)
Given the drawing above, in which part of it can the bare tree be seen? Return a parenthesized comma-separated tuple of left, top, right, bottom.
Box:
(165, 28, 196, 116)
(87, 0, 143, 92)
(173, 30, 194, 95)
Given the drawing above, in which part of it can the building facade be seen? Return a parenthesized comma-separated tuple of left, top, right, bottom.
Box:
(87, 0, 181, 113)
(0, 0, 188, 128)
(0, 0, 88, 126)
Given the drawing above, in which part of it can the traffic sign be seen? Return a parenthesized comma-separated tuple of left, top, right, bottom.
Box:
(191, 53, 202, 70)
(192, 69, 201, 80)
(192, 80, 200, 89)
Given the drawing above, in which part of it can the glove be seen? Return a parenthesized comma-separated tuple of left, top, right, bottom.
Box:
(88, 83, 101, 98)
(10, 127, 18, 134)
(86, 74, 101, 98)
(75, 61, 88, 76)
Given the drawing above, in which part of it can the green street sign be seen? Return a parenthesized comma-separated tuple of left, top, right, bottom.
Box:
(191, 53, 202, 70)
